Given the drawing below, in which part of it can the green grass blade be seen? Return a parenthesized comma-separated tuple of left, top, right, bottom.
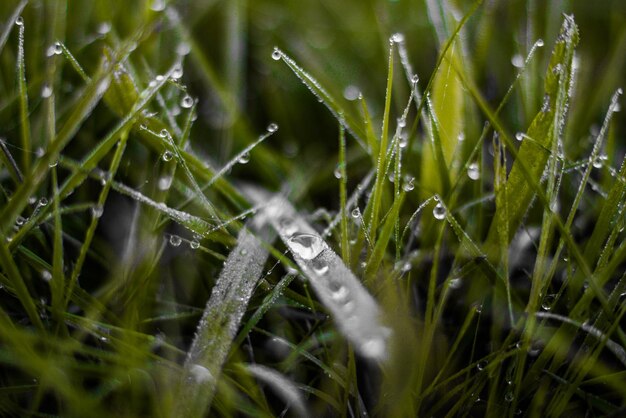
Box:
(16, 19, 31, 173)
(0, 1, 27, 55)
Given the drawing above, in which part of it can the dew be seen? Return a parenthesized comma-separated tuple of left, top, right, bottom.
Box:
(399, 134, 408, 148)
(391, 33, 404, 43)
(271, 48, 282, 61)
(432, 202, 446, 220)
(401, 262, 411, 272)
(288, 233, 324, 260)
(312, 258, 329, 276)
(476, 360, 487, 371)
(16, 216, 26, 226)
(360, 337, 386, 358)
(467, 162, 480, 180)
(41, 270, 52, 282)
(233, 151, 249, 165)
(189, 364, 212, 383)
(171, 64, 183, 80)
(515, 132, 524, 141)
(541, 94, 551, 113)
(511, 53, 524, 68)
(388, 172, 395, 183)
(41, 84, 53, 98)
(15, 16, 24, 26)
(333, 164, 343, 179)
(527, 341, 543, 357)
(162, 151, 174, 162)
(28, 196, 37, 205)
(169, 235, 182, 247)
(240, 248, 248, 256)
(505, 391, 514, 402)
(53, 42, 62, 55)
(457, 132, 465, 142)
(48, 160, 58, 168)
(267, 122, 278, 133)
(97, 21, 111, 35)
(397, 117, 406, 128)
(157, 175, 173, 190)
(402, 176, 415, 192)
(343, 85, 360, 101)
(91, 205, 104, 219)
(411, 74, 419, 84)
(159, 129, 169, 138)
(592, 154, 607, 168)
(150, 0, 165, 12)
(449, 278, 462, 289)
(38, 197, 49, 207)
(541, 294, 556, 311)
(536, 39, 544, 47)
(329, 282, 349, 301)
(473, 303, 483, 314)
(180, 95, 194, 109)
(351, 208, 360, 219)
(190, 240, 200, 250)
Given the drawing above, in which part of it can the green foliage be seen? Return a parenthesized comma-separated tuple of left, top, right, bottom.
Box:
(0, 1, 624, 417)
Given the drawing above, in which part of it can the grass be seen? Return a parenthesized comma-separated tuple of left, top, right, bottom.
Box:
(0, 0, 625, 417)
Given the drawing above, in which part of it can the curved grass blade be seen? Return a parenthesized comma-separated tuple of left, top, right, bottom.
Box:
(16, 19, 31, 173)
(243, 364, 309, 418)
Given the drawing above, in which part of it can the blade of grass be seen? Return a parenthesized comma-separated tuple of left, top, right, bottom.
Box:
(16, 18, 31, 173)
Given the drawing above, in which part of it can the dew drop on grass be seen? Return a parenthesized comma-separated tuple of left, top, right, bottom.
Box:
(190, 240, 200, 250)
(16, 216, 26, 227)
(397, 117, 406, 128)
(97, 22, 111, 35)
(541, 294, 556, 311)
(171, 65, 183, 80)
(343, 85, 360, 101)
(333, 164, 342, 179)
(388, 172, 395, 183)
(511, 53, 524, 68)
(391, 33, 404, 43)
(189, 364, 213, 383)
(593, 155, 607, 168)
(267, 122, 278, 133)
(38, 197, 49, 207)
(48, 160, 58, 168)
(329, 283, 349, 302)
(157, 175, 173, 190)
(515, 132, 524, 141)
(536, 39, 544, 47)
(53, 42, 62, 55)
(288, 233, 324, 260)
(151, 0, 165, 12)
(234, 152, 249, 165)
(360, 337, 386, 358)
(41, 84, 53, 98)
(476, 360, 487, 371)
(41, 270, 52, 282)
(169, 235, 182, 247)
(162, 151, 173, 162)
(240, 248, 248, 256)
(402, 176, 415, 192)
(351, 208, 360, 219)
(457, 132, 465, 142)
(467, 162, 480, 180)
(15, 16, 24, 26)
(271, 48, 281, 61)
(411, 74, 419, 84)
(399, 134, 408, 148)
(159, 129, 169, 137)
(312, 258, 329, 276)
(181, 95, 194, 108)
(432, 202, 446, 220)
(541, 94, 551, 113)
(505, 392, 514, 402)
(91, 205, 104, 219)
(449, 278, 462, 289)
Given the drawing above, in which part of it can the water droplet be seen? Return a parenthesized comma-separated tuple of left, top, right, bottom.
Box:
(162, 151, 173, 162)
(467, 162, 480, 180)
(411, 74, 419, 84)
(157, 175, 173, 190)
(391, 33, 404, 43)
(473, 302, 483, 314)
(593, 154, 607, 168)
(38, 197, 49, 207)
(541, 294, 556, 311)
(169, 235, 182, 247)
(53, 42, 62, 55)
(351, 208, 360, 219)
(190, 240, 200, 249)
(399, 134, 408, 148)
(476, 360, 487, 371)
(189, 364, 212, 383)
(541, 94, 551, 113)
(505, 391, 514, 402)
(16, 216, 26, 226)
(312, 258, 329, 276)
(536, 39, 544, 47)
(397, 117, 406, 128)
(41, 270, 52, 282)
(402, 176, 415, 192)
(457, 132, 465, 142)
(176, 42, 191, 56)
(401, 262, 411, 272)
(388, 172, 395, 183)
(48, 160, 58, 168)
(288, 233, 324, 260)
(329, 281, 348, 301)
(91, 205, 104, 218)
(97, 21, 111, 35)
(343, 85, 360, 101)
(360, 337, 386, 358)
(449, 278, 462, 289)
(151, 0, 165, 11)
(515, 132, 524, 141)
(238, 152, 250, 164)
(267, 122, 278, 133)
(240, 248, 248, 256)
(181, 95, 193, 108)
(511, 53, 524, 68)
(41, 84, 53, 98)
(528, 341, 543, 357)
(432, 202, 446, 220)
(333, 164, 343, 179)
(160, 129, 169, 138)
(15, 16, 24, 26)
(271, 48, 281, 61)
(171, 64, 183, 80)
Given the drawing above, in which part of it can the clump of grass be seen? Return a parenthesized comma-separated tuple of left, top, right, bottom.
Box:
(0, 1, 624, 417)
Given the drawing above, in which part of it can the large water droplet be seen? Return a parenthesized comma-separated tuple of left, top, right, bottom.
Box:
(334, 164, 343, 179)
(360, 337, 386, 358)
(267, 122, 278, 133)
(41, 84, 53, 98)
(343, 85, 360, 101)
(329, 282, 349, 302)
(536, 39, 544, 47)
(238, 152, 250, 164)
(162, 151, 173, 162)
(351, 208, 360, 219)
(171, 65, 183, 80)
(38, 197, 49, 207)
(432, 202, 446, 220)
(505, 391, 514, 402)
(515, 132, 524, 141)
(158, 175, 173, 190)
(41, 270, 52, 282)
(511, 54, 524, 68)
(189, 364, 212, 383)
(399, 134, 408, 148)
(467, 162, 480, 180)
(91, 205, 104, 219)
(15, 16, 24, 26)
(541, 294, 556, 311)
(181, 95, 193, 108)
(271, 48, 281, 61)
(288, 233, 324, 260)
(476, 360, 487, 371)
(312, 258, 329, 276)
(391, 33, 404, 43)
(402, 176, 415, 192)
(190, 240, 200, 250)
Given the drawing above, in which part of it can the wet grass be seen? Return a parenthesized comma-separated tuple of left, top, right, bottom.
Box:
(0, 1, 625, 417)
